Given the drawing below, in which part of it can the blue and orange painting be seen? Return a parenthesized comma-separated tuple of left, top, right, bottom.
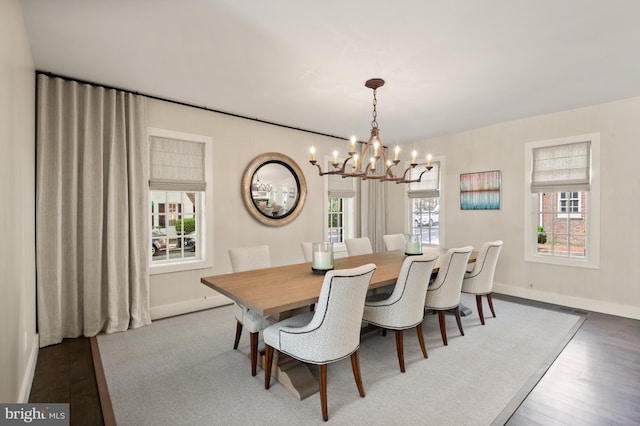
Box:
(460, 170, 501, 210)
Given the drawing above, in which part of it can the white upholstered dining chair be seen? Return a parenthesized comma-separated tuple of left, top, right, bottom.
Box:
(424, 246, 473, 346)
(462, 240, 503, 325)
(228, 245, 272, 376)
(382, 234, 406, 251)
(363, 253, 439, 372)
(345, 237, 373, 256)
(263, 264, 376, 421)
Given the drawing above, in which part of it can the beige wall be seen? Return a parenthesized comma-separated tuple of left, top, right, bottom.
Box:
(1, 0, 37, 403)
(391, 97, 640, 318)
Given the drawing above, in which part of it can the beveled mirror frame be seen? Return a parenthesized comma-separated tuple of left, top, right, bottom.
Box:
(241, 152, 307, 227)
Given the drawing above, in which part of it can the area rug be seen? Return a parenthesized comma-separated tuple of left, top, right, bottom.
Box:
(96, 293, 584, 425)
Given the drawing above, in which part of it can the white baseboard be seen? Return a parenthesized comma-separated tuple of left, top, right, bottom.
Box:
(494, 282, 640, 320)
(19, 333, 39, 403)
(150, 294, 233, 320)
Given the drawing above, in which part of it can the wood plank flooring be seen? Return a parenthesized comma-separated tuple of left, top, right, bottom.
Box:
(28, 295, 640, 425)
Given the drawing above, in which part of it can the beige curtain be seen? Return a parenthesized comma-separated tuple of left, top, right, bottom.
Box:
(366, 178, 386, 252)
(36, 75, 150, 347)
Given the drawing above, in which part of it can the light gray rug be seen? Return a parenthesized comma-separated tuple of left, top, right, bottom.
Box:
(97, 293, 584, 425)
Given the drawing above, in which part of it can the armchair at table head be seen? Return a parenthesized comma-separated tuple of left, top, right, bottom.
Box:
(363, 253, 439, 372)
(462, 240, 503, 325)
(228, 245, 271, 377)
(382, 234, 406, 251)
(263, 263, 376, 422)
(424, 246, 473, 346)
(345, 237, 373, 256)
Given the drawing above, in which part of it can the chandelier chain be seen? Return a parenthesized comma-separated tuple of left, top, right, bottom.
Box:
(371, 88, 378, 129)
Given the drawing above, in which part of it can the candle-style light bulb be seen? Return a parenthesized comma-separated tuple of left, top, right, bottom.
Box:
(353, 153, 359, 170)
(310, 146, 316, 161)
(333, 150, 338, 165)
(373, 140, 380, 157)
(394, 145, 400, 161)
(411, 150, 417, 164)
(350, 135, 356, 153)
(370, 157, 376, 171)
(426, 153, 432, 167)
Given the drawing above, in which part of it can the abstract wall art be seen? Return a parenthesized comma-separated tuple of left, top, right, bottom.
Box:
(460, 170, 501, 210)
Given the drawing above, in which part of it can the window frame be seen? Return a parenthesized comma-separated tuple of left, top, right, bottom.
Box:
(148, 127, 214, 275)
(323, 155, 355, 256)
(524, 133, 600, 269)
(405, 156, 444, 247)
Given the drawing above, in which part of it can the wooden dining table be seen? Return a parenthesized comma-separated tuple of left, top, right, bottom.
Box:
(200, 248, 477, 399)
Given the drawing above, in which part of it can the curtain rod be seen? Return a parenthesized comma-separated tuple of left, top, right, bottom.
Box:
(36, 70, 348, 142)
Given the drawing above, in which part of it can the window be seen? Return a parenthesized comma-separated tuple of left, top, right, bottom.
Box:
(407, 161, 441, 246)
(151, 191, 201, 261)
(325, 157, 355, 253)
(327, 197, 345, 243)
(148, 128, 213, 273)
(411, 198, 439, 245)
(525, 133, 600, 268)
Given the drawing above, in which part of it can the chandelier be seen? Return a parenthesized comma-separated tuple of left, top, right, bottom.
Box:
(309, 78, 432, 183)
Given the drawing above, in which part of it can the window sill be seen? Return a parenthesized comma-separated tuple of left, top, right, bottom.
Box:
(525, 253, 599, 269)
(150, 257, 213, 275)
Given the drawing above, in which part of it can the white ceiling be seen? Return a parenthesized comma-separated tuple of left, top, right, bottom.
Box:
(20, 0, 640, 144)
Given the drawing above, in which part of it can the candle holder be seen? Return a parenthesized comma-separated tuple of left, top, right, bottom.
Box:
(311, 242, 334, 275)
(404, 234, 423, 256)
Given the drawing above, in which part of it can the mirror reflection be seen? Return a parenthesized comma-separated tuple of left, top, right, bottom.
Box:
(251, 162, 299, 218)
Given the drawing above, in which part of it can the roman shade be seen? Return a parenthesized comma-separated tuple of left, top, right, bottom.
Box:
(149, 136, 206, 191)
(531, 141, 591, 192)
(408, 161, 440, 198)
(328, 160, 356, 198)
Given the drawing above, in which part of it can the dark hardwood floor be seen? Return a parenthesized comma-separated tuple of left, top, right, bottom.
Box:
(28, 295, 640, 425)
(28, 336, 103, 426)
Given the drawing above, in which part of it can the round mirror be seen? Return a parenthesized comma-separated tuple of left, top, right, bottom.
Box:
(241, 153, 307, 226)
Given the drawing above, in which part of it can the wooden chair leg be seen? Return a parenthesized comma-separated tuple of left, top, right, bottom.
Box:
(319, 364, 328, 421)
(395, 330, 405, 373)
(454, 306, 465, 336)
(250, 331, 258, 376)
(476, 294, 485, 325)
(438, 310, 448, 346)
(350, 351, 365, 397)
(264, 345, 274, 389)
(233, 321, 243, 350)
(487, 293, 496, 318)
(416, 323, 428, 359)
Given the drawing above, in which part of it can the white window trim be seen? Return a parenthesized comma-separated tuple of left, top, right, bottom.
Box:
(404, 155, 445, 247)
(524, 133, 600, 269)
(323, 155, 355, 257)
(148, 127, 214, 275)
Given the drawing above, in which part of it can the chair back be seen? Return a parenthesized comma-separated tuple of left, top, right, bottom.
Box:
(364, 254, 438, 329)
(300, 242, 313, 262)
(425, 246, 473, 310)
(229, 245, 271, 272)
(382, 234, 406, 251)
(345, 237, 373, 256)
(462, 240, 503, 294)
(278, 264, 376, 364)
